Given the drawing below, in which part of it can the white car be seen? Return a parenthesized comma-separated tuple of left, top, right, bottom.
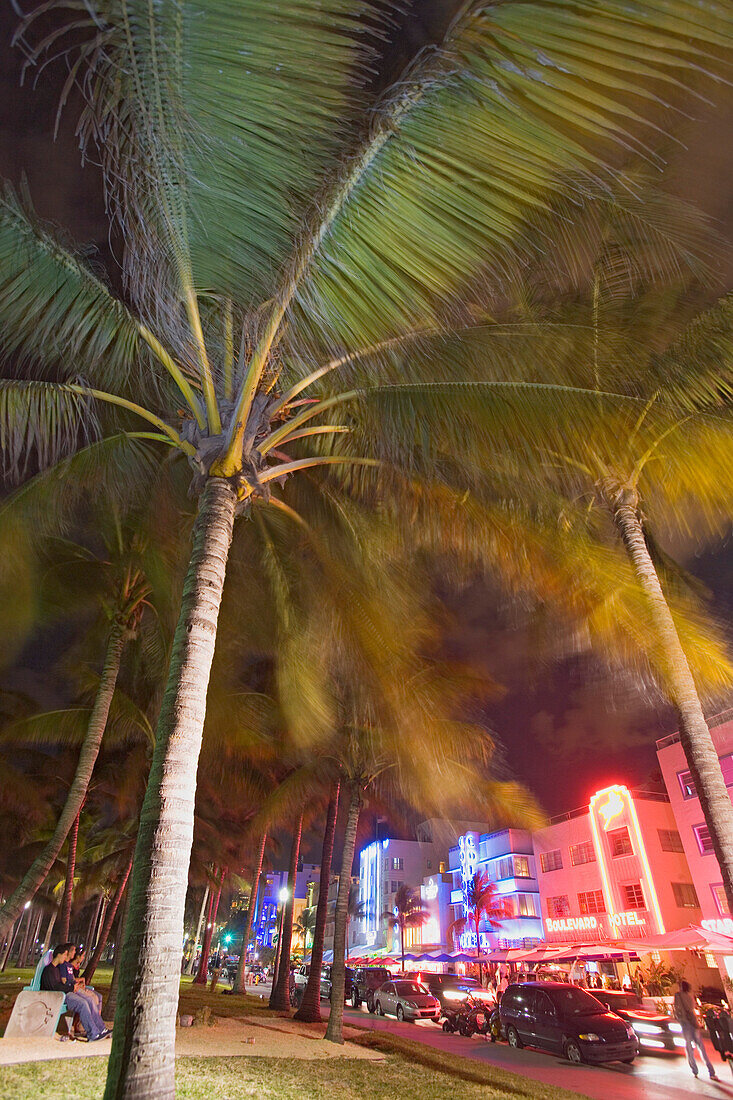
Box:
(374, 979, 440, 1022)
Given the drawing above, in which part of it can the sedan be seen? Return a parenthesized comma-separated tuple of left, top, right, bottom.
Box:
(591, 990, 684, 1053)
(375, 979, 441, 1022)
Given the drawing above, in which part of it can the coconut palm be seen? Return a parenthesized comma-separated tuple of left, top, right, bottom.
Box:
(2, 2, 731, 1091)
(294, 906, 318, 964)
(382, 885, 430, 975)
(364, 202, 733, 911)
(448, 871, 510, 964)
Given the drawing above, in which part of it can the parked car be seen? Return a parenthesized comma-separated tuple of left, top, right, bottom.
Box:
(350, 967, 391, 1010)
(499, 982, 639, 1065)
(590, 989, 684, 1053)
(320, 965, 355, 1002)
(420, 974, 494, 1017)
(374, 979, 441, 1022)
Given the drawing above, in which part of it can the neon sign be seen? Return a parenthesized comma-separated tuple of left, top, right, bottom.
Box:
(546, 916, 597, 933)
(609, 911, 646, 928)
(588, 784, 665, 936)
(424, 878, 438, 901)
(702, 917, 733, 936)
(458, 833, 479, 920)
(598, 789, 624, 830)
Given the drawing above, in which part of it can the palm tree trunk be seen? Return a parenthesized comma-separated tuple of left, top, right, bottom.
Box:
(295, 782, 339, 1023)
(270, 814, 303, 1011)
(324, 781, 362, 1044)
(610, 485, 733, 914)
(0, 624, 126, 940)
(59, 809, 81, 942)
(22, 909, 43, 969)
(85, 853, 133, 982)
(104, 475, 237, 1100)
(104, 882, 131, 1019)
(17, 906, 38, 968)
(186, 884, 210, 976)
(85, 893, 105, 954)
(194, 869, 220, 985)
(233, 832, 266, 994)
(1, 915, 23, 971)
(42, 910, 57, 955)
(400, 918, 405, 975)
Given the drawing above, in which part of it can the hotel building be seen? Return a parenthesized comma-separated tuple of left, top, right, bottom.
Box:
(657, 710, 733, 979)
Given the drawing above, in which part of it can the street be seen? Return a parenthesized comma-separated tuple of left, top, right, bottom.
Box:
(251, 981, 733, 1100)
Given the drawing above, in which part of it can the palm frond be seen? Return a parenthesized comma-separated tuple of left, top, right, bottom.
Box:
(0, 379, 98, 481)
(0, 184, 159, 396)
(287, 0, 733, 358)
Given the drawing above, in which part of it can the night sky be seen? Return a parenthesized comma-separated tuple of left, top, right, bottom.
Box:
(2, 3, 733, 823)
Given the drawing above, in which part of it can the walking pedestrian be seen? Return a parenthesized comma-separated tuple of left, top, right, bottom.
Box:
(674, 981, 718, 1080)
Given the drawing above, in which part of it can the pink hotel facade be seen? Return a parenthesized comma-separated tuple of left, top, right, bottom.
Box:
(656, 711, 733, 974)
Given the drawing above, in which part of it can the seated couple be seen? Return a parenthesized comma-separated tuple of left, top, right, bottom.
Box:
(40, 943, 111, 1041)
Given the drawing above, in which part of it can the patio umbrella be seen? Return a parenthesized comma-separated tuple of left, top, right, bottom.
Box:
(486, 947, 529, 963)
(551, 942, 640, 961)
(623, 924, 733, 953)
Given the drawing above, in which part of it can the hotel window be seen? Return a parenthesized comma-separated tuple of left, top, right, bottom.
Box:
(608, 827, 633, 857)
(712, 884, 731, 916)
(548, 895, 570, 918)
(679, 754, 733, 801)
(672, 882, 699, 909)
(515, 894, 538, 918)
(540, 850, 563, 873)
(391, 881, 400, 893)
(622, 882, 645, 910)
(391, 857, 404, 871)
(513, 856, 531, 879)
(570, 842, 596, 866)
(658, 829, 684, 853)
(578, 890, 605, 915)
(694, 824, 714, 855)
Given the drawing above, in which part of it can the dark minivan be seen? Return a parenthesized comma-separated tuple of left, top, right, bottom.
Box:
(499, 981, 639, 1065)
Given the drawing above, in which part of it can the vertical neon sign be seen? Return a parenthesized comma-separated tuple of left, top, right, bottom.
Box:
(588, 784, 665, 936)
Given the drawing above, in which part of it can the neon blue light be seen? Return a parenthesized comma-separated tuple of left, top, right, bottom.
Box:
(382, 839, 390, 850)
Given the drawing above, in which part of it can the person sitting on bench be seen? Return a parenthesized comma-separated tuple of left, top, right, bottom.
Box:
(40, 944, 110, 1042)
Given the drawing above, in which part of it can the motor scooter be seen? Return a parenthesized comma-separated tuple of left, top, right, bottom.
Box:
(442, 994, 492, 1037)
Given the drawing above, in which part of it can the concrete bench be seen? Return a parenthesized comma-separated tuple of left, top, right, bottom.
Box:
(3, 990, 67, 1038)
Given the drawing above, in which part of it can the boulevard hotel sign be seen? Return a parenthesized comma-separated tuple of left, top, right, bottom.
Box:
(543, 784, 665, 943)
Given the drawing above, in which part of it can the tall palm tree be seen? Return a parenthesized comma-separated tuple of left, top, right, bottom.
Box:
(294, 783, 340, 1023)
(294, 906, 318, 964)
(2, 3, 730, 1093)
(346, 886, 367, 963)
(382, 884, 429, 975)
(0, 514, 156, 938)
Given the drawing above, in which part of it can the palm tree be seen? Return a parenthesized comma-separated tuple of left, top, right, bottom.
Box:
(346, 886, 367, 963)
(294, 783, 340, 1023)
(382, 885, 429, 975)
(448, 870, 510, 973)
(294, 906, 318, 963)
(2, 3, 730, 1091)
(0, 514, 156, 938)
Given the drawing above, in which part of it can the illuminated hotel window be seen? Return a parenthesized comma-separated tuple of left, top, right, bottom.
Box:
(547, 895, 570, 917)
(658, 829, 684, 852)
(540, 850, 563, 873)
(514, 894, 538, 917)
(391, 857, 404, 871)
(694, 824, 714, 855)
(514, 856, 531, 878)
(578, 890, 605, 915)
(712, 884, 731, 916)
(570, 842, 596, 866)
(679, 755, 733, 800)
(622, 883, 645, 910)
(672, 882, 699, 909)
(608, 827, 633, 857)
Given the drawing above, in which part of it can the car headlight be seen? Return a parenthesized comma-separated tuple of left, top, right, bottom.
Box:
(579, 1033, 602, 1042)
(669, 1023, 682, 1034)
(405, 1001, 417, 1009)
(633, 1022, 664, 1035)
(443, 990, 466, 1001)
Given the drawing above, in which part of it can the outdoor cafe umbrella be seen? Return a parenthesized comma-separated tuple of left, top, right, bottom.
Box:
(623, 924, 733, 954)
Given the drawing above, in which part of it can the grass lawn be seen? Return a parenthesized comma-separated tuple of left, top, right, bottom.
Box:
(0, 1054, 581, 1100)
